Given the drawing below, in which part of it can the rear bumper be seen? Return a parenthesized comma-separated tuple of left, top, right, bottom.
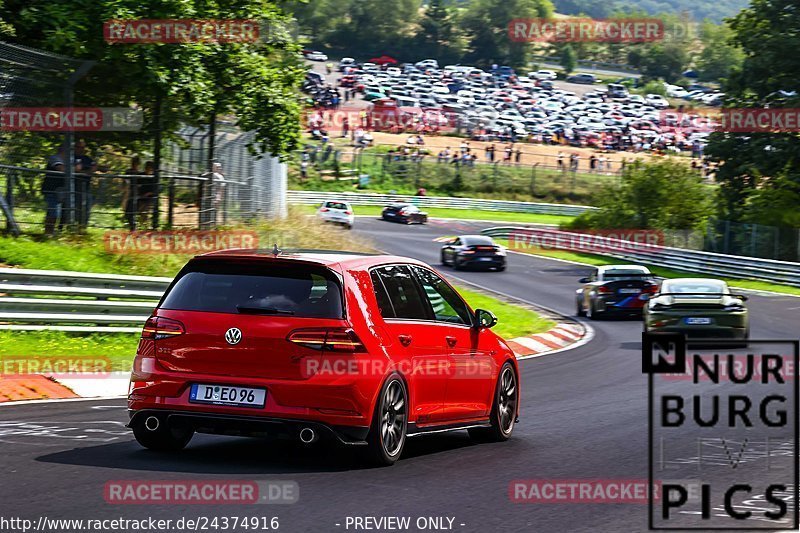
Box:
(594, 295, 646, 313)
(459, 256, 505, 268)
(646, 325, 748, 339)
(128, 409, 369, 445)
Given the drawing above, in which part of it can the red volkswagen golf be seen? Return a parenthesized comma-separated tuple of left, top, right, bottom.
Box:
(128, 249, 519, 465)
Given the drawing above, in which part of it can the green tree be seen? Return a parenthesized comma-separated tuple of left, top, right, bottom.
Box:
(634, 42, 690, 83)
(559, 44, 577, 74)
(415, 0, 464, 64)
(696, 21, 743, 82)
(706, 0, 800, 223)
(1, 0, 304, 157)
(569, 159, 713, 230)
(461, 0, 554, 69)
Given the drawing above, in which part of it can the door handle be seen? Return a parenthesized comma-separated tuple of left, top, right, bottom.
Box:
(398, 334, 413, 347)
(445, 336, 457, 348)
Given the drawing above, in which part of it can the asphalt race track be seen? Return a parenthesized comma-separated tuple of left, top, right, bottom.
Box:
(1, 217, 797, 532)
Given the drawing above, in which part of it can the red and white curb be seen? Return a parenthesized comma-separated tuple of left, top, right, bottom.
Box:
(507, 322, 588, 360)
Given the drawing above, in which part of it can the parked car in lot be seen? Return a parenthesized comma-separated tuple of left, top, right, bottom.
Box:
(304, 50, 328, 61)
(576, 265, 659, 319)
(607, 83, 629, 99)
(440, 235, 507, 271)
(338, 57, 355, 71)
(531, 70, 557, 80)
(645, 94, 669, 109)
(381, 203, 428, 224)
(566, 73, 597, 84)
(316, 200, 354, 229)
(128, 250, 519, 465)
(643, 278, 749, 339)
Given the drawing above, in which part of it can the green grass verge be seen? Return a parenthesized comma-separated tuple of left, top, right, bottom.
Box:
(495, 239, 800, 297)
(457, 286, 555, 339)
(0, 331, 139, 372)
(0, 285, 553, 371)
(299, 203, 576, 226)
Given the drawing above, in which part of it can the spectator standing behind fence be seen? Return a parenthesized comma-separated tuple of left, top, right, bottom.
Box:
(73, 138, 97, 228)
(137, 161, 158, 229)
(123, 156, 142, 230)
(42, 144, 68, 236)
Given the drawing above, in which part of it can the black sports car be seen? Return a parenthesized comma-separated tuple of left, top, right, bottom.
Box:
(381, 202, 428, 224)
(441, 235, 506, 271)
(575, 264, 659, 319)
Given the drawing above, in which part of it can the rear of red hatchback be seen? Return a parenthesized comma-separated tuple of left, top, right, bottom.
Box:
(128, 253, 385, 451)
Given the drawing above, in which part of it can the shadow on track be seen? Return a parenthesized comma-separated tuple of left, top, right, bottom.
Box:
(35, 430, 480, 474)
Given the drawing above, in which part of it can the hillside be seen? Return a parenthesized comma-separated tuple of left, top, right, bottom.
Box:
(552, 0, 749, 23)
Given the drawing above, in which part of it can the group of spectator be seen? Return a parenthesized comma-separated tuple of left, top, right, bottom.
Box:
(41, 140, 160, 235)
(41, 139, 97, 235)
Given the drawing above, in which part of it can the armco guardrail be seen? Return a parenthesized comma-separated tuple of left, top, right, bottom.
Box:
(0, 268, 171, 332)
(288, 190, 595, 217)
(482, 226, 800, 288)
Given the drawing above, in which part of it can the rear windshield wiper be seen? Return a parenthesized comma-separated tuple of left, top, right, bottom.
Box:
(236, 305, 295, 315)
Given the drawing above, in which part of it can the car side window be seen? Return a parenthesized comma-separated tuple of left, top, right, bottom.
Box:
(411, 266, 472, 325)
(373, 265, 429, 320)
(370, 270, 395, 318)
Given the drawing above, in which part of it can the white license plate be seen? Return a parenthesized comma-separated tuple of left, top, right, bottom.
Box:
(189, 383, 266, 408)
(478, 257, 493, 261)
(618, 288, 642, 294)
(685, 317, 712, 325)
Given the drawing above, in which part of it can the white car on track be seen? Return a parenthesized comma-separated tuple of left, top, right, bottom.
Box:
(317, 200, 355, 229)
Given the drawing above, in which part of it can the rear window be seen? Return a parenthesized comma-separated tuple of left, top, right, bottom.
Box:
(160, 261, 343, 318)
(603, 269, 651, 279)
(324, 201, 348, 210)
(463, 236, 494, 246)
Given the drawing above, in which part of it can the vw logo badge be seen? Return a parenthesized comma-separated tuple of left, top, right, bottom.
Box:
(225, 327, 242, 345)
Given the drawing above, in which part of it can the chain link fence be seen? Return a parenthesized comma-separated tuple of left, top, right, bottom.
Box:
(290, 147, 623, 202)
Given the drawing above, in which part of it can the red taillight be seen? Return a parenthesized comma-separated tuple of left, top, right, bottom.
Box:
(141, 316, 185, 340)
(644, 283, 659, 294)
(288, 328, 366, 353)
(597, 286, 612, 294)
(344, 210, 352, 215)
(320, 207, 329, 212)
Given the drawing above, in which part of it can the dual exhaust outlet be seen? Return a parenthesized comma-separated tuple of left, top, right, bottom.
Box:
(143, 415, 318, 444)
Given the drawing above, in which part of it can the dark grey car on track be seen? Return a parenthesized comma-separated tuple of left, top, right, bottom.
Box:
(440, 235, 507, 271)
(381, 202, 428, 224)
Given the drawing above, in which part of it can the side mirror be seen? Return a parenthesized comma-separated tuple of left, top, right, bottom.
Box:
(579, 277, 590, 284)
(474, 309, 498, 329)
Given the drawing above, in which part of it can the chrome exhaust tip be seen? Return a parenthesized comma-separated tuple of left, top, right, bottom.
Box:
(144, 416, 160, 431)
(299, 427, 317, 444)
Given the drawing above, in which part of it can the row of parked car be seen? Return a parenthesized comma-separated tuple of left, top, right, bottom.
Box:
(334, 59, 705, 142)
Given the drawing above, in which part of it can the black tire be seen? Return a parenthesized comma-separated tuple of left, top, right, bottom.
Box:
(364, 375, 408, 466)
(132, 415, 194, 451)
(347, 224, 353, 230)
(440, 251, 449, 266)
(496, 263, 506, 272)
(453, 259, 463, 271)
(587, 300, 602, 320)
(576, 297, 586, 317)
(469, 363, 517, 442)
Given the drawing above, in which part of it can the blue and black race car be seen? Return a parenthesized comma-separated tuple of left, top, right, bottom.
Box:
(575, 264, 659, 319)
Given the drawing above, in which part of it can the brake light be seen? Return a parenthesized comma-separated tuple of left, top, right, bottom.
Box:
(288, 328, 366, 353)
(597, 286, 611, 293)
(131, 355, 156, 381)
(644, 283, 659, 294)
(141, 316, 185, 340)
(320, 207, 329, 212)
(344, 210, 352, 215)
